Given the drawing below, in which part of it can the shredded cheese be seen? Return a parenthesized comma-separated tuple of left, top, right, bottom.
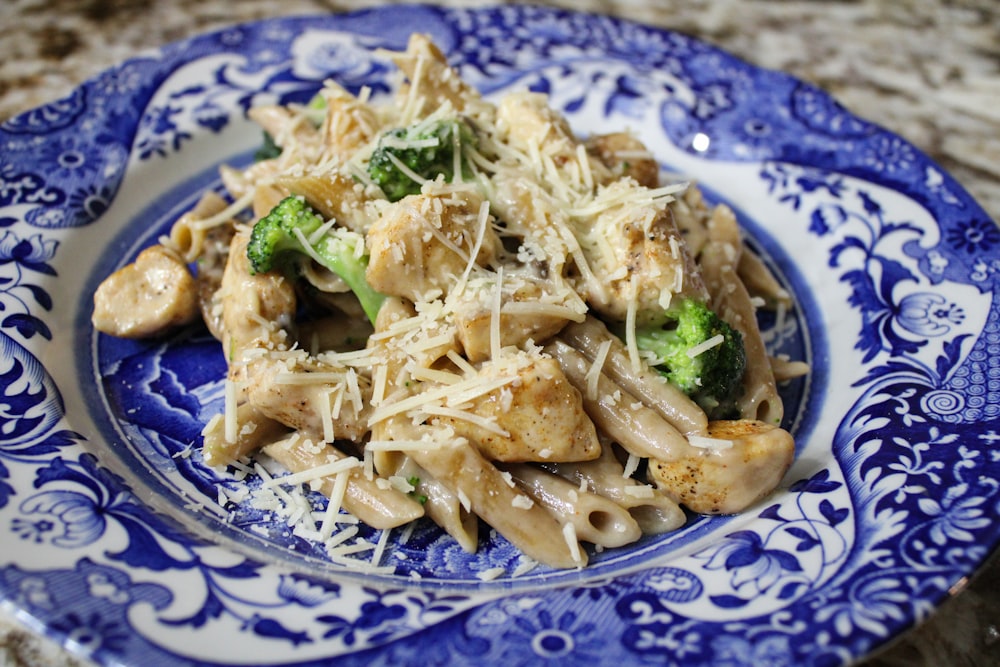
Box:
(688, 435, 735, 450)
(223, 379, 239, 444)
(584, 339, 613, 401)
(624, 484, 655, 499)
(263, 456, 361, 489)
(511, 494, 534, 510)
(490, 265, 504, 362)
(686, 334, 725, 359)
(562, 523, 583, 565)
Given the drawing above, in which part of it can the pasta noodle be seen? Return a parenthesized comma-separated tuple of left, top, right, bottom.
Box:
(544, 443, 686, 535)
(92, 33, 808, 571)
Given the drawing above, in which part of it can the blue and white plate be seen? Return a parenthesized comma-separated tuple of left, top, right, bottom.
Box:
(2, 5, 998, 665)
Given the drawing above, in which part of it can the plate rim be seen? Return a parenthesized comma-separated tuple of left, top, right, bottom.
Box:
(1, 4, 997, 666)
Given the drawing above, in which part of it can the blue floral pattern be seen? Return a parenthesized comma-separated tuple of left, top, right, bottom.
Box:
(1, 5, 998, 666)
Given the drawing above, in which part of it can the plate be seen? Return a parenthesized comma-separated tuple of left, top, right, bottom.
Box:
(2, 5, 998, 665)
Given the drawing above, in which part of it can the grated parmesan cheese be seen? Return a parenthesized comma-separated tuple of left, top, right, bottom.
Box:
(562, 523, 583, 565)
(624, 484, 655, 499)
(623, 453, 641, 479)
(584, 339, 613, 401)
(511, 494, 534, 510)
(688, 435, 735, 450)
(686, 334, 725, 359)
(263, 456, 361, 489)
(223, 379, 239, 444)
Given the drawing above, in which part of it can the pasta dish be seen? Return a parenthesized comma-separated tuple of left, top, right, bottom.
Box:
(92, 35, 807, 572)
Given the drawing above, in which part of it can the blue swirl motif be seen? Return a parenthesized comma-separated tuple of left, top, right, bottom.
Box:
(0, 218, 59, 341)
(1, 87, 88, 135)
(763, 161, 999, 423)
(0, 559, 172, 660)
(10, 451, 473, 660)
(0, 16, 472, 664)
(435, 158, 996, 663)
(746, 163, 998, 660)
(131, 32, 393, 161)
(0, 330, 76, 511)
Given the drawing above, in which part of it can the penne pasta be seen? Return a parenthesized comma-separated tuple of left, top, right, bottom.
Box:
(503, 462, 642, 548)
(544, 443, 686, 535)
(202, 401, 290, 467)
(275, 170, 372, 233)
(699, 204, 783, 425)
(545, 339, 695, 462)
(381, 454, 478, 553)
(738, 248, 793, 309)
(407, 434, 587, 568)
(167, 191, 228, 263)
(559, 315, 708, 436)
(263, 435, 424, 530)
(92, 33, 807, 573)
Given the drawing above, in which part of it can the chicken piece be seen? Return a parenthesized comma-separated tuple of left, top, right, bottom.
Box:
(488, 173, 578, 279)
(365, 189, 500, 303)
(390, 33, 481, 115)
(648, 419, 795, 515)
(586, 132, 660, 189)
(366, 296, 459, 392)
(215, 230, 372, 443)
(244, 349, 372, 443)
(452, 270, 586, 362)
(218, 232, 297, 368)
(578, 179, 708, 326)
(92, 245, 199, 338)
(318, 82, 379, 162)
(434, 352, 601, 463)
(496, 91, 611, 196)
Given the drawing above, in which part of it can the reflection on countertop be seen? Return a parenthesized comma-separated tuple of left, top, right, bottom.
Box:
(0, 1, 997, 666)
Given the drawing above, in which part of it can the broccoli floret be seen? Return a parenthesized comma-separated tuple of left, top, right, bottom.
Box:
(246, 196, 385, 323)
(367, 118, 476, 202)
(634, 298, 747, 418)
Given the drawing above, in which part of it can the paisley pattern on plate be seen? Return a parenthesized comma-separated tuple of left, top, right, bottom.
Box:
(1, 5, 997, 666)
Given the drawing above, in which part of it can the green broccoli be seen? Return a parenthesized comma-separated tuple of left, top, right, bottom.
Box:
(634, 298, 747, 418)
(367, 118, 477, 202)
(246, 196, 385, 323)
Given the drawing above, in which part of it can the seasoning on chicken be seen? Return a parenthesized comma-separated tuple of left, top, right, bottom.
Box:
(92, 244, 199, 338)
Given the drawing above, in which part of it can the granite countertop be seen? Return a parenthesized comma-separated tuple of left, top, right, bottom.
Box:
(1, 1, 998, 665)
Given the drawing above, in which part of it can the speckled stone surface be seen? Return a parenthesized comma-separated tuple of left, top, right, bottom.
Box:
(1, 1, 998, 666)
